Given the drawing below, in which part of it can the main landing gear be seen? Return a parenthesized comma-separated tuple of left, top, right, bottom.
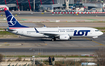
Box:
(70, 37, 72, 39)
(51, 37, 56, 41)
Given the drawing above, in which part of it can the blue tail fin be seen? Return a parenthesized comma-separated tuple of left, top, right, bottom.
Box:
(4, 8, 28, 27)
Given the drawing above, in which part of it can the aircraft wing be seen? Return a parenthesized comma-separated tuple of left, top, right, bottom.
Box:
(34, 28, 59, 37)
(41, 33, 59, 37)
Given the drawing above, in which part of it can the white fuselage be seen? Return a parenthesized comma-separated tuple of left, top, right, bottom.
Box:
(8, 27, 103, 39)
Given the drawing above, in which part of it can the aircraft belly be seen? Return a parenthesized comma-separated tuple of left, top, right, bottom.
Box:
(25, 33, 46, 37)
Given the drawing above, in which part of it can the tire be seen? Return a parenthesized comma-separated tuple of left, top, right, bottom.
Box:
(51, 38, 56, 41)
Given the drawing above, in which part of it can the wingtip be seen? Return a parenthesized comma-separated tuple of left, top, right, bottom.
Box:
(4, 8, 8, 11)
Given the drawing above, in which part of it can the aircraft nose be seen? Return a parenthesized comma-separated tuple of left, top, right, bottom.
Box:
(100, 32, 103, 35)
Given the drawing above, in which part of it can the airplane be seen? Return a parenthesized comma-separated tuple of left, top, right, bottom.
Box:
(4, 8, 103, 41)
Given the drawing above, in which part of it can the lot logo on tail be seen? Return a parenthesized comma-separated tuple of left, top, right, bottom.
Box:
(4, 8, 28, 27)
(7, 15, 17, 26)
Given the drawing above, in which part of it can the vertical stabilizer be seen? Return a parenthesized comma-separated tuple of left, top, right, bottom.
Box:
(4, 8, 28, 27)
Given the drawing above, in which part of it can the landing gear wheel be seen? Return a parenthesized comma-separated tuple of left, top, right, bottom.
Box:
(70, 37, 72, 39)
(51, 38, 56, 41)
(54, 38, 56, 41)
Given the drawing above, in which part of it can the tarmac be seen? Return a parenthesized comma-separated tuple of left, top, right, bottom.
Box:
(0, 34, 104, 55)
(0, 21, 105, 28)
(1, 16, 105, 22)
(0, 12, 105, 55)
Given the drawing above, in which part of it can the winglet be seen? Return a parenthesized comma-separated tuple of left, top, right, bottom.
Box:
(35, 28, 39, 33)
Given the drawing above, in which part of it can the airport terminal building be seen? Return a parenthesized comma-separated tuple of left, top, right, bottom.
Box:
(0, 0, 104, 12)
(0, 0, 74, 11)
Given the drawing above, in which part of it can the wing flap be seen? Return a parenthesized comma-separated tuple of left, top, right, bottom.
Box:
(41, 33, 59, 37)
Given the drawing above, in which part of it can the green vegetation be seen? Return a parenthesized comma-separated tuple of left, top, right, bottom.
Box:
(102, 31, 105, 32)
(0, 28, 4, 30)
(0, 31, 15, 35)
(95, 27, 105, 30)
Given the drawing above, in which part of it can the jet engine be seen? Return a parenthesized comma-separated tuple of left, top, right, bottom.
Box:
(59, 35, 69, 40)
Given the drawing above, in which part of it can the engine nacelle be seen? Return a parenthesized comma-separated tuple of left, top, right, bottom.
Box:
(59, 35, 69, 40)
(93, 36, 98, 38)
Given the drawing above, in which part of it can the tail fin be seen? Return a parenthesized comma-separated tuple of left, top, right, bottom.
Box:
(4, 8, 28, 27)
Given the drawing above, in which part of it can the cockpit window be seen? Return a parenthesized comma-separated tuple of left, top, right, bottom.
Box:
(95, 30, 100, 32)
